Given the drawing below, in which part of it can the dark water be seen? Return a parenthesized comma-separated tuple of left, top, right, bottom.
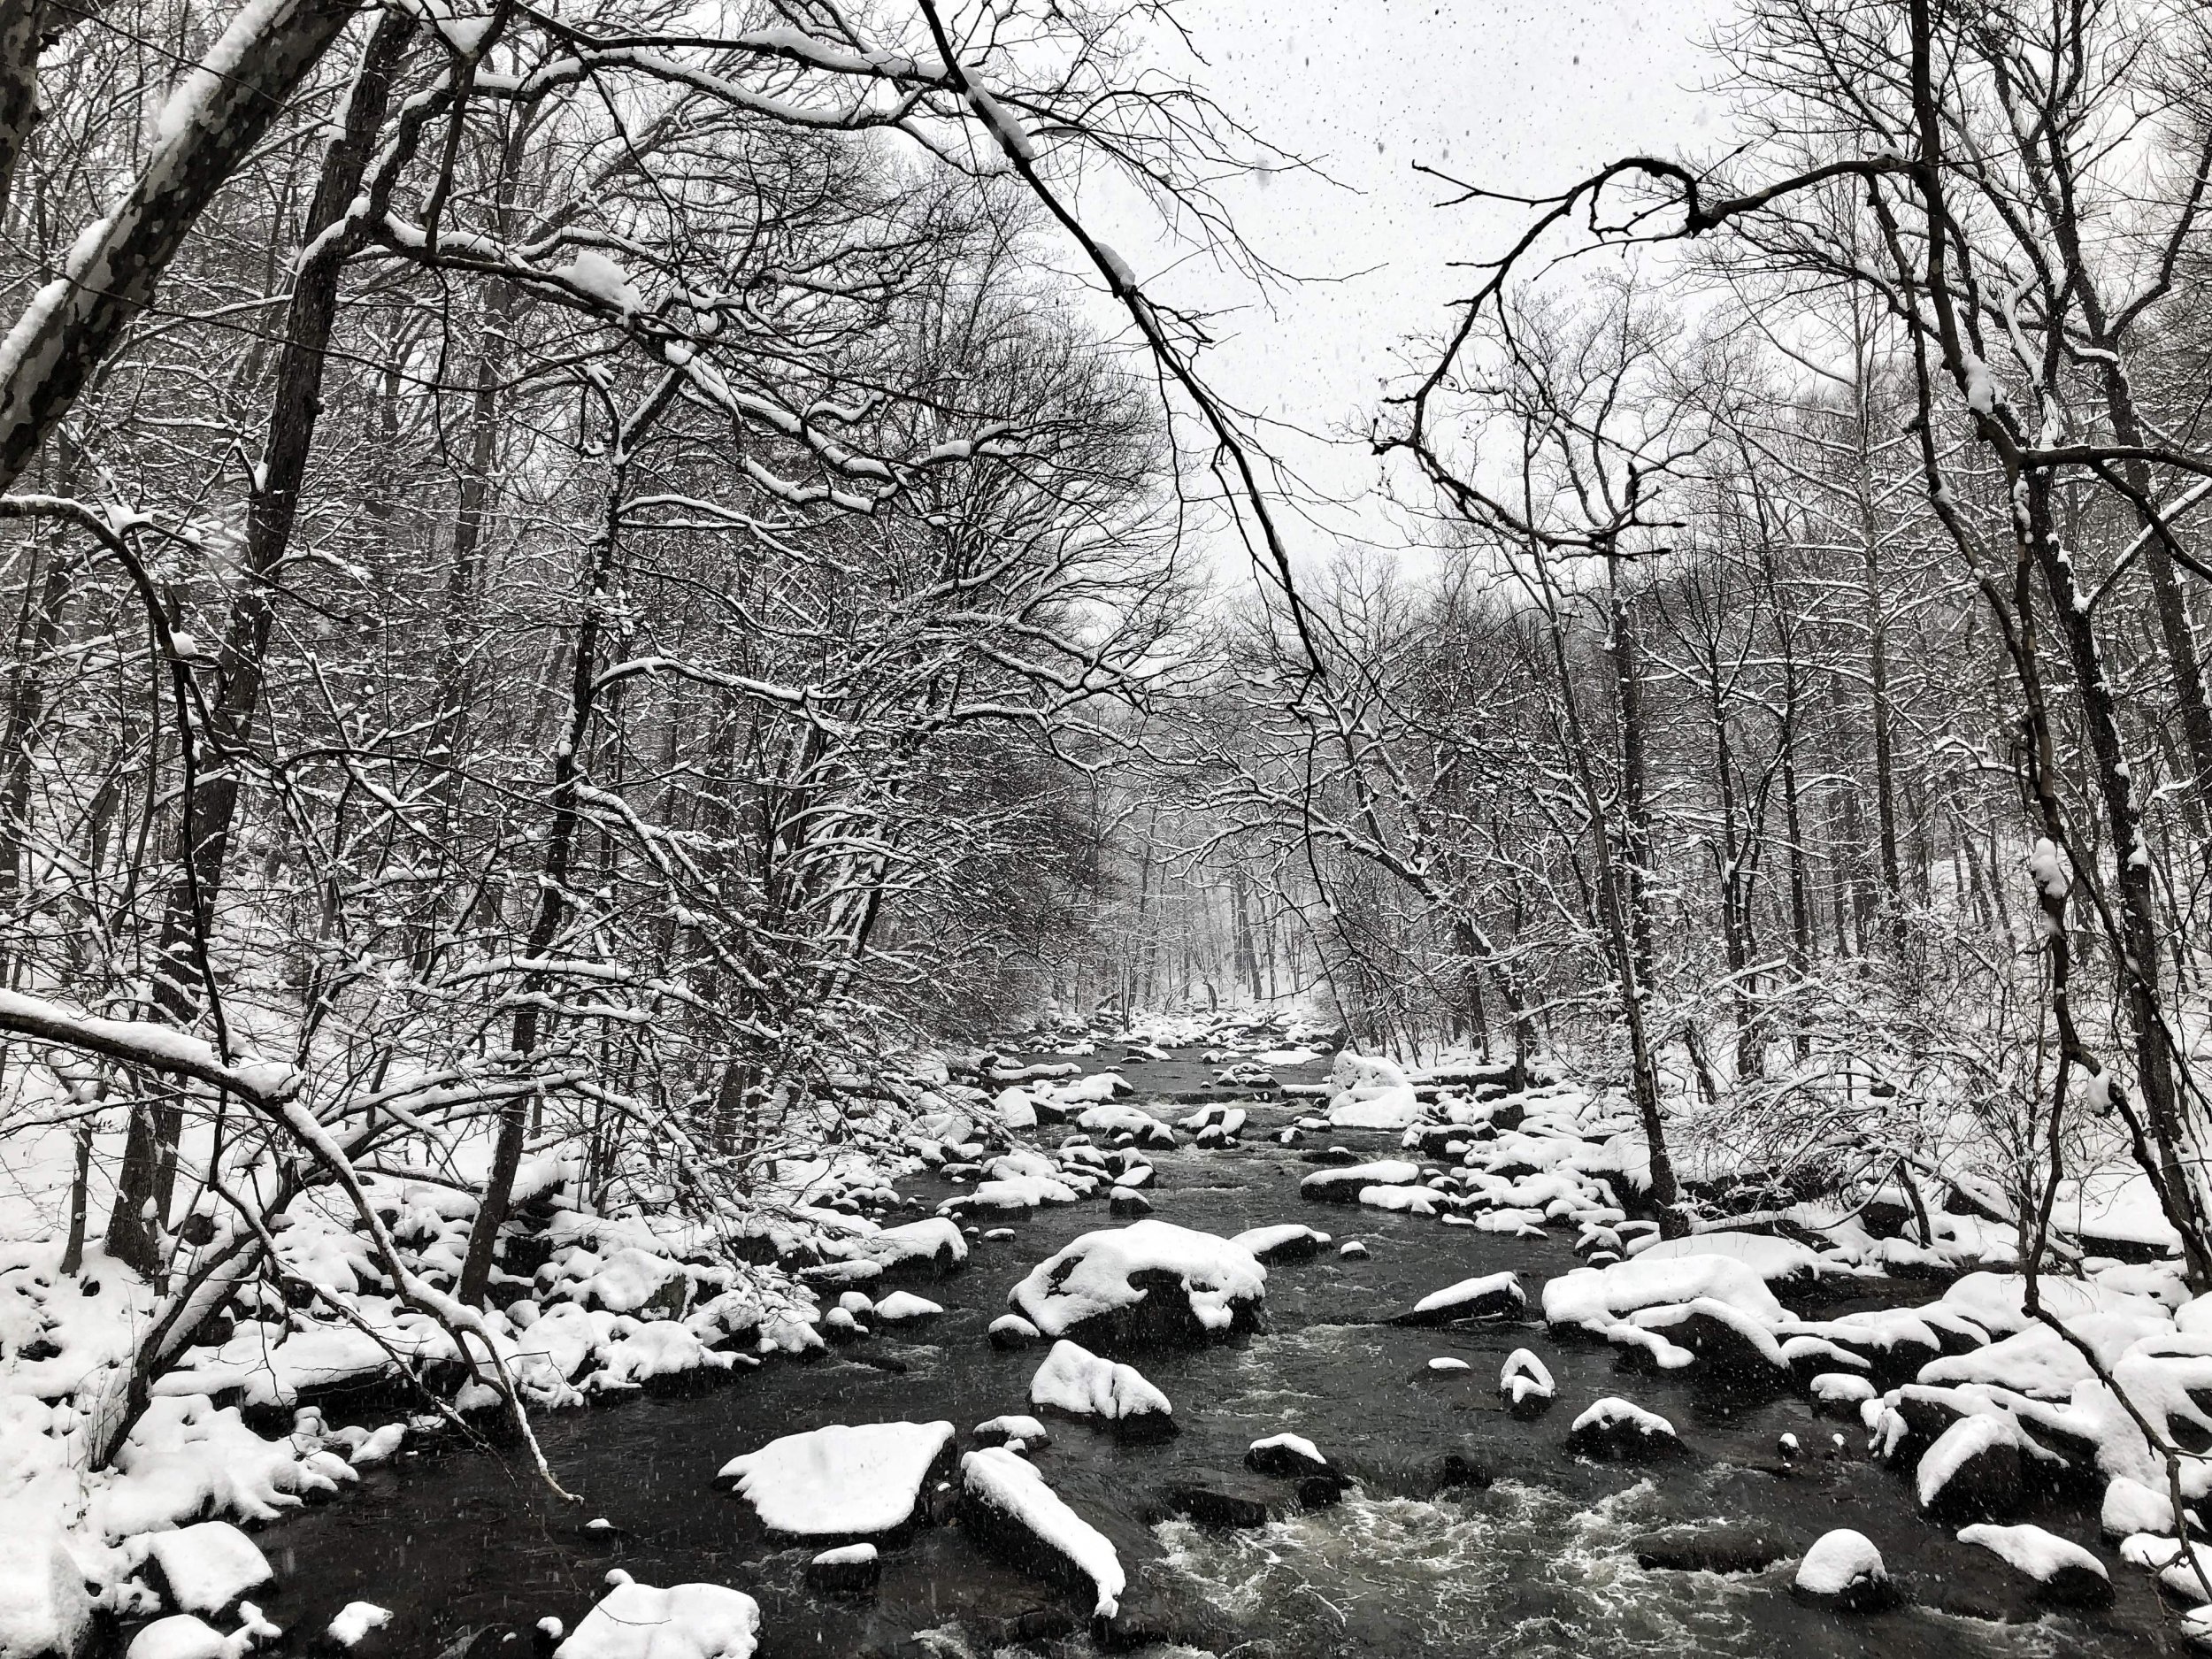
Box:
(234, 1050, 2186, 1657)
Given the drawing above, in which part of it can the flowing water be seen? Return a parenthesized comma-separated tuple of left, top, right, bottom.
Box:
(219, 1050, 2189, 1656)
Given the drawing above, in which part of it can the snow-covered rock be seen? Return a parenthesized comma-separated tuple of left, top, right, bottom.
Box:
(1245, 1432, 1333, 1480)
(126, 1611, 275, 1659)
(1565, 1397, 1681, 1460)
(1956, 1523, 2112, 1606)
(870, 1292, 942, 1323)
(1231, 1225, 1331, 1263)
(1008, 1221, 1264, 1347)
(144, 1524, 272, 1617)
(957, 1448, 1124, 1621)
(1325, 1052, 1421, 1128)
(972, 1415, 1049, 1449)
(1916, 1414, 2030, 1520)
(717, 1421, 955, 1537)
(804, 1544, 879, 1596)
(1394, 1271, 1525, 1326)
(552, 1572, 759, 1659)
(2101, 1475, 2178, 1538)
(988, 1315, 1041, 1349)
(1793, 1530, 1892, 1610)
(1029, 1341, 1175, 1440)
(323, 1604, 390, 1648)
(1499, 1348, 1555, 1417)
(0, 1501, 93, 1659)
(1299, 1162, 1419, 1203)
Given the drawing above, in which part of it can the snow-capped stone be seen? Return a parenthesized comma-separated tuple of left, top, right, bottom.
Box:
(1008, 1221, 1264, 1347)
(1427, 1356, 1471, 1373)
(718, 1421, 956, 1537)
(2101, 1475, 2178, 1538)
(870, 1292, 942, 1323)
(1499, 1348, 1555, 1417)
(1299, 1162, 1419, 1203)
(1230, 1224, 1331, 1263)
(1793, 1530, 1893, 1610)
(988, 1314, 1041, 1349)
(0, 1501, 93, 1659)
(323, 1604, 390, 1648)
(145, 1524, 273, 1617)
(804, 1544, 879, 1596)
(1108, 1188, 1153, 1217)
(127, 1613, 272, 1659)
(1338, 1240, 1369, 1259)
(958, 1448, 1125, 1621)
(1325, 1052, 1421, 1128)
(1565, 1397, 1681, 1460)
(552, 1572, 759, 1659)
(1956, 1524, 2112, 1606)
(972, 1415, 1050, 1449)
(854, 1218, 969, 1273)
(1810, 1372, 1877, 1412)
(1394, 1271, 1525, 1326)
(1542, 1254, 1785, 1333)
(1244, 1432, 1333, 1480)
(1029, 1340, 1175, 1440)
(1916, 1414, 2029, 1520)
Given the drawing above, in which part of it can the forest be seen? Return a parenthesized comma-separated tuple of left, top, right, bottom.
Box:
(4, 1, 2212, 1656)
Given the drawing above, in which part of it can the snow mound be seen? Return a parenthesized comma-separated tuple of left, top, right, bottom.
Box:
(1029, 1340, 1173, 1434)
(1325, 1052, 1421, 1128)
(1956, 1522, 2108, 1587)
(958, 1448, 1124, 1620)
(1299, 1161, 1418, 1202)
(146, 1523, 272, 1616)
(1543, 1255, 1786, 1333)
(0, 1500, 92, 1659)
(325, 1603, 390, 1647)
(718, 1421, 954, 1537)
(1499, 1348, 1555, 1412)
(553, 1571, 760, 1659)
(1398, 1271, 1525, 1325)
(1629, 1230, 1831, 1283)
(1009, 1221, 1263, 1346)
(1795, 1530, 1886, 1599)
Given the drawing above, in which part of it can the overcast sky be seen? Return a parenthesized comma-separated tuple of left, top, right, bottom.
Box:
(1076, 0, 1738, 572)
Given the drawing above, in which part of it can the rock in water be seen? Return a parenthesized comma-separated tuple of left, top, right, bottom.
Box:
(1029, 1340, 1177, 1440)
(1633, 1528, 1793, 1574)
(1498, 1348, 1556, 1417)
(1916, 1415, 2026, 1521)
(1008, 1220, 1265, 1348)
(145, 1523, 274, 1617)
(988, 1314, 1041, 1349)
(1299, 1162, 1419, 1203)
(1230, 1224, 1331, 1263)
(1793, 1531, 1895, 1612)
(1564, 1397, 1683, 1461)
(804, 1544, 880, 1597)
(1956, 1523, 2113, 1607)
(1242, 1432, 1350, 1504)
(1156, 1471, 1279, 1529)
(957, 1448, 1125, 1623)
(552, 1572, 760, 1659)
(972, 1414, 1050, 1449)
(1393, 1271, 1525, 1326)
(717, 1421, 956, 1538)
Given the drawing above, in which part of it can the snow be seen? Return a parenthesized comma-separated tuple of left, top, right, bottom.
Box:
(974, 1414, 1048, 1445)
(2102, 1475, 2177, 1537)
(1325, 1052, 1422, 1128)
(1916, 1413, 2032, 1509)
(718, 1421, 954, 1537)
(1499, 1348, 1555, 1405)
(555, 250, 643, 315)
(0, 1500, 92, 1659)
(1299, 1160, 1419, 1197)
(943, 1174, 1077, 1213)
(1569, 1397, 1674, 1439)
(1409, 1271, 1524, 1318)
(146, 1523, 272, 1615)
(959, 1448, 1124, 1619)
(1029, 1340, 1171, 1425)
(324, 1603, 391, 1647)
(1009, 1221, 1263, 1339)
(1231, 1224, 1330, 1260)
(552, 1572, 759, 1659)
(1542, 1254, 1786, 1334)
(1956, 1523, 2108, 1586)
(1427, 1357, 1471, 1372)
(1630, 1230, 1826, 1282)
(1811, 1372, 1877, 1405)
(126, 1611, 274, 1659)
(1250, 1432, 1327, 1466)
(1795, 1530, 1886, 1596)
(871, 1292, 942, 1322)
(810, 1542, 875, 1566)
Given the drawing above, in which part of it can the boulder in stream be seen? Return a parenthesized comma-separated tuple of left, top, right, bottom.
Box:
(717, 1420, 956, 1539)
(1564, 1397, 1683, 1461)
(1792, 1530, 1896, 1612)
(1009, 1220, 1265, 1348)
(1955, 1523, 2112, 1607)
(1029, 1340, 1177, 1440)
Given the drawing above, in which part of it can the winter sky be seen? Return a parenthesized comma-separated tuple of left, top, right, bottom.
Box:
(1078, 0, 1736, 574)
